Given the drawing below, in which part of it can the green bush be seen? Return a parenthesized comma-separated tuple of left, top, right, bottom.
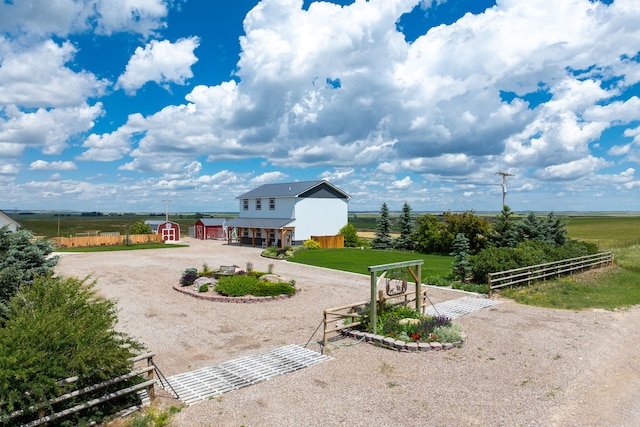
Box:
(198, 284, 209, 292)
(0, 275, 143, 425)
(215, 275, 255, 296)
(471, 240, 598, 284)
(251, 281, 296, 297)
(214, 275, 296, 297)
(339, 223, 360, 248)
(303, 239, 321, 249)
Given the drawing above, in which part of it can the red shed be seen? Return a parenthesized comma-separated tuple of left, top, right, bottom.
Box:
(194, 218, 227, 240)
(145, 220, 181, 242)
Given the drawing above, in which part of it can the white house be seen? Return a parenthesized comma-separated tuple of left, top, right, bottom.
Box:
(225, 180, 350, 247)
(0, 210, 21, 232)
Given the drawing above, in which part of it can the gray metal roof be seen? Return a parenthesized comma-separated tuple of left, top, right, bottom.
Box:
(236, 180, 349, 200)
(197, 218, 226, 226)
(225, 217, 294, 229)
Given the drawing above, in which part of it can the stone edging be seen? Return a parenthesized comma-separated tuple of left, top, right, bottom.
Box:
(173, 284, 297, 303)
(340, 328, 465, 352)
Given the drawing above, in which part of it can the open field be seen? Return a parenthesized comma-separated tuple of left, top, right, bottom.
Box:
(8, 212, 640, 250)
(565, 216, 640, 249)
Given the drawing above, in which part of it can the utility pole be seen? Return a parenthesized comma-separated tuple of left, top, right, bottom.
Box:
(496, 172, 513, 209)
(163, 199, 170, 221)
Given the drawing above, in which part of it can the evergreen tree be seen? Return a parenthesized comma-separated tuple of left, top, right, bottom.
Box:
(450, 233, 472, 282)
(0, 226, 58, 310)
(490, 205, 520, 248)
(370, 203, 393, 249)
(393, 202, 414, 250)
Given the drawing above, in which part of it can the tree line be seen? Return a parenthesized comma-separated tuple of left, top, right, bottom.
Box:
(340, 204, 597, 285)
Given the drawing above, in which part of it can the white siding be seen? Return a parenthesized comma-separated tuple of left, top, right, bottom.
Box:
(292, 197, 348, 241)
(239, 197, 295, 219)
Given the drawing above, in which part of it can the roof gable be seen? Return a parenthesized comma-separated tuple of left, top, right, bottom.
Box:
(0, 210, 21, 229)
(237, 180, 350, 200)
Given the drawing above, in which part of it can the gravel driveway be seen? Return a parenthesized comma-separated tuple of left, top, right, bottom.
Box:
(55, 238, 640, 426)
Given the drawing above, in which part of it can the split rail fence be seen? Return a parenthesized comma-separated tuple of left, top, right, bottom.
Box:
(2, 353, 157, 427)
(488, 252, 614, 297)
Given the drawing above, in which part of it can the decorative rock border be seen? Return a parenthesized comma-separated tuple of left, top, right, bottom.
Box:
(340, 328, 465, 352)
(173, 284, 297, 303)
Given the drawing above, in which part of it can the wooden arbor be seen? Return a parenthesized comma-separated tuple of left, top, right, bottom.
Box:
(367, 260, 424, 335)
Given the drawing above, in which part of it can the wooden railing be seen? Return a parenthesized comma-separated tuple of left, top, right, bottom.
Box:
(488, 252, 614, 297)
(323, 288, 427, 350)
(2, 353, 157, 427)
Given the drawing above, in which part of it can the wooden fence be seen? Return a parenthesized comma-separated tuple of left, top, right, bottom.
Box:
(2, 353, 157, 426)
(311, 234, 344, 249)
(51, 234, 162, 248)
(488, 252, 614, 297)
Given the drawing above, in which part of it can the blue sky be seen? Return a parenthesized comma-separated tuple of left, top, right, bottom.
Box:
(1, 0, 639, 214)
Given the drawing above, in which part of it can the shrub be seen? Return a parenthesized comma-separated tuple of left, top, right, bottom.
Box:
(432, 323, 463, 343)
(251, 281, 296, 297)
(471, 240, 600, 284)
(214, 275, 296, 297)
(180, 267, 198, 286)
(198, 284, 209, 292)
(0, 275, 143, 425)
(303, 239, 321, 249)
(339, 223, 360, 248)
(215, 275, 255, 296)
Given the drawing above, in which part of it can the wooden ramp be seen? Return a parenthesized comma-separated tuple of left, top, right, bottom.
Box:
(165, 344, 330, 405)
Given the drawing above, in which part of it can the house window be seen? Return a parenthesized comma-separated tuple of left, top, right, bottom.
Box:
(256, 199, 261, 210)
(243, 199, 248, 210)
(269, 198, 275, 210)
(242, 229, 249, 237)
(256, 230, 262, 238)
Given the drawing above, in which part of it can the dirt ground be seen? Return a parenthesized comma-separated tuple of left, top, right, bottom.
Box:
(55, 238, 640, 426)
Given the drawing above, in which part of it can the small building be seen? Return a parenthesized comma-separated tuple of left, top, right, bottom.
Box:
(194, 218, 227, 240)
(225, 180, 350, 248)
(0, 210, 21, 232)
(145, 220, 180, 242)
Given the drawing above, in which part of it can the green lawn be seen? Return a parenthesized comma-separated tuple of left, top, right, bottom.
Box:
(288, 248, 453, 281)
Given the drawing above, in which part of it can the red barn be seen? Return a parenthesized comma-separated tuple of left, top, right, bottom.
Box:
(194, 218, 227, 240)
(145, 220, 181, 242)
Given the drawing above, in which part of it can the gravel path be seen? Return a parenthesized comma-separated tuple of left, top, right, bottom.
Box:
(55, 238, 640, 426)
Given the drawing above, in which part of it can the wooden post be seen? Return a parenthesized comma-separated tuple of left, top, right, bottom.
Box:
(488, 274, 492, 298)
(322, 310, 328, 352)
(147, 355, 155, 402)
(415, 264, 422, 314)
(370, 271, 378, 335)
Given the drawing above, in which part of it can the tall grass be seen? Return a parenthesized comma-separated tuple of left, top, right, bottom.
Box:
(501, 246, 640, 310)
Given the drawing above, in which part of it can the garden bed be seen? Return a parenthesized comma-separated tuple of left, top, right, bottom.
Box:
(173, 284, 297, 303)
(340, 328, 465, 352)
